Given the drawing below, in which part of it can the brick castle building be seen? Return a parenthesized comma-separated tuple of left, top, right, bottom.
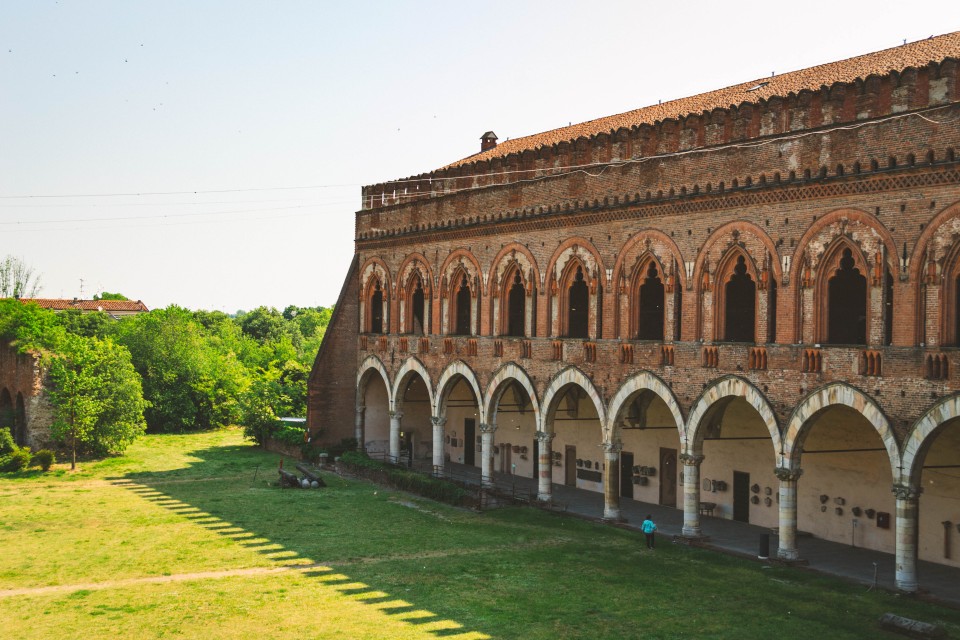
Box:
(308, 33, 960, 593)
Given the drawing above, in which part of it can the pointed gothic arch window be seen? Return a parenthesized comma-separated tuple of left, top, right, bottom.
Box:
(953, 274, 960, 347)
(637, 261, 665, 340)
(567, 266, 589, 338)
(827, 248, 867, 345)
(883, 266, 893, 345)
(507, 270, 526, 337)
(410, 274, 425, 336)
(767, 278, 778, 344)
(454, 274, 472, 335)
(723, 255, 756, 342)
(369, 279, 384, 334)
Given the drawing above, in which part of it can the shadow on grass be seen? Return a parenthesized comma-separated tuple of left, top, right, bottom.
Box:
(111, 445, 490, 640)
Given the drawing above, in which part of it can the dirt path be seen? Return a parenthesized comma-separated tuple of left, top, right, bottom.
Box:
(0, 565, 317, 599)
(0, 538, 572, 599)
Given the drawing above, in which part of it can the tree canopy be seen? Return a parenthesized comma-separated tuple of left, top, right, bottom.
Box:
(0, 255, 42, 299)
(0, 296, 333, 461)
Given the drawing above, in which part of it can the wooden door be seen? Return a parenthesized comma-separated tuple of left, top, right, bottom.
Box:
(565, 445, 576, 486)
(464, 419, 475, 466)
(659, 447, 677, 507)
(733, 471, 750, 523)
(620, 451, 634, 499)
(532, 438, 539, 484)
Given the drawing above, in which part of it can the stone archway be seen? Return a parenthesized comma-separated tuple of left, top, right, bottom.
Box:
(682, 376, 780, 538)
(355, 355, 392, 456)
(435, 361, 484, 477)
(607, 371, 685, 509)
(541, 367, 611, 517)
(779, 383, 898, 571)
(391, 357, 435, 468)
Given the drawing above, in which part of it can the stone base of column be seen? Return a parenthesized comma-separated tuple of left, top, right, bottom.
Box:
(602, 512, 626, 523)
(895, 579, 919, 593)
(681, 525, 703, 538)
(777, 548, 801, 562)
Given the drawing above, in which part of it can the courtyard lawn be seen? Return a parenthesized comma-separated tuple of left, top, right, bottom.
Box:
(1, 430, 958, 639)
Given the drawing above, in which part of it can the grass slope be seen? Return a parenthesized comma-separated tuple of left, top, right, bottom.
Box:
(1, 429, 958, 639)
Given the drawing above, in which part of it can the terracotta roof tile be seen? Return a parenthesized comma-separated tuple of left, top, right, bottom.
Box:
(20, 298, 149, 313)
(444, 32, 960, 170)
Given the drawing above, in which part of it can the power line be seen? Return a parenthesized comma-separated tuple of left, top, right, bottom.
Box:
(0, 183, 360, 200)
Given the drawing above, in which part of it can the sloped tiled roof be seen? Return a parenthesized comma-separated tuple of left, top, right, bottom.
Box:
(445, 32, 960, 169)
(20, 298, 149, 313)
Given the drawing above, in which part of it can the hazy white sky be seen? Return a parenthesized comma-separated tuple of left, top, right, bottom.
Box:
(1, 1, 956, 312)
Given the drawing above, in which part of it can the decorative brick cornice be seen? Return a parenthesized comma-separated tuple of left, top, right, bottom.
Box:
(356, 165, 960, 251)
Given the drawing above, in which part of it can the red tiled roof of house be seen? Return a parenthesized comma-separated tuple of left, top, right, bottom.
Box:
(444, 32, 960, 169)
(20, 298, 149, 313)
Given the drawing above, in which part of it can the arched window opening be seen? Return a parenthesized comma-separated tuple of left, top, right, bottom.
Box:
(507, 271, 526, 337)
(724, 255, 756, 342)
(455, 275, 472, 335)
(568, 266, 589, 338)
(767, 279, 778, 344)
(411, 276, 425, 336)
(637, 262, 664, 340)
(674, 285, 683, 341)
(827, 248, 867, 345)
(0, 389, 13, 444)
(14, 393, 25, 447)
(370, 281, 384, 334)
(883, 267, 893, 346)
(953, 274, 960, 346)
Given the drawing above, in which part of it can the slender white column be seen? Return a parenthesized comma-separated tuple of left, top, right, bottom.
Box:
(680, 453, 704, 538)
(894, 483, 922, 593)
(431, 416, 446, 477)
(535, 431, 555, 502)
(775, 467, 803, 560)
(602, 440, 623, 521)
(389, 410, 402, 464)
(354, 404, 366, 451)
(480, 422, 497, 488)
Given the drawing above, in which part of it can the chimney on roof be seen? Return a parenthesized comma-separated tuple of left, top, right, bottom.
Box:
(480, 131, 498, 152)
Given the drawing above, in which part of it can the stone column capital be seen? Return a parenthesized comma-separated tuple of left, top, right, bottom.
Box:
(535, 430, 555, 444)
(431, 416, 447, 428)
(356, 404, 366, 413)
(389, 410, 403, 420)
(602, 440, 623, 455)
(892, 483, 923, 501)
(679, 453, 704, 467)
(479, 422, 497, 435)
(774, 467, 803, 482)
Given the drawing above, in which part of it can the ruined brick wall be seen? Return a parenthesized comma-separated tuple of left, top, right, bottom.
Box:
(0, 343, 51, 448)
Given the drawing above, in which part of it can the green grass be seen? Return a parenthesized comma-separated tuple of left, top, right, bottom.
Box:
(1, 429, 958, 639)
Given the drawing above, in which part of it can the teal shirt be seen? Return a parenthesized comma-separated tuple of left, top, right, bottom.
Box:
(641, 519, 657, 534)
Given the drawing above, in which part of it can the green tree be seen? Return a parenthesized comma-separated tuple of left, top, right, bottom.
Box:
(113, 306, 246, 432)
(47, 334, 147, 467)
(93, 292, 129, 300)
(0, 255, 42, 299)
(56, 308, 112, 339)
(0, 299, 65, 353)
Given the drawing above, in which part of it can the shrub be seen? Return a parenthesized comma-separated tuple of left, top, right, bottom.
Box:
(272, 422, 307, 446)
(32, 449, 56, 471)
(0, 427, 15, 455)
(338, 451, 471, 507)
(0, 446, 31, 472)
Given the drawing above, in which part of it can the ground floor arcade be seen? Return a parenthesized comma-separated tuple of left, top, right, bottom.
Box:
(353, 355, 960, 593)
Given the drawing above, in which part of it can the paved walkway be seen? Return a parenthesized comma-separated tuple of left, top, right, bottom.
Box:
(445, 463, 960, 608)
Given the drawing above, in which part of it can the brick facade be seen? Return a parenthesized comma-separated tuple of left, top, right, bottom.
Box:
(309, 35, 960, 589)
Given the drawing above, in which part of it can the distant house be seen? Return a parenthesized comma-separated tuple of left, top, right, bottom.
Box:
(20, 298, 149, 319)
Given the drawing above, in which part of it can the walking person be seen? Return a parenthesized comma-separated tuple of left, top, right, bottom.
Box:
(641, 514, 657, 549)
